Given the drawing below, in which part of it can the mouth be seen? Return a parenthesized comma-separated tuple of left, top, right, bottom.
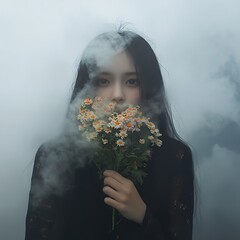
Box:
(114, 104, 128, 113)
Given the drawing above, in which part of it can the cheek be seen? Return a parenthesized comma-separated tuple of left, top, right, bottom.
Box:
(95, 88, 111, 98)
(125, 88, 141, 103)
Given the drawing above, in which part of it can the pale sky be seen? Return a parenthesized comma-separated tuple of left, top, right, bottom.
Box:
(0, 0, 240, 239)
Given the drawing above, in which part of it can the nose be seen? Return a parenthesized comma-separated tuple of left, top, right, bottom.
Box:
(111, 82, 125, 104)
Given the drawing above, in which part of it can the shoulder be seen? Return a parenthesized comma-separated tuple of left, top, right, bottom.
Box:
(163, 135, 192, 158)
(151, 135, 193, 168)
(36, 134, 68, 153)
(32, 134, 75, 178)
(33, 137, 60, 168)
(34, 134, 76, 163)
(163, 136, 194, 177)
(31, 134, 77, 197)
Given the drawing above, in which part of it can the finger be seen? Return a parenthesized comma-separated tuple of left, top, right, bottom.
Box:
(104, 176, 122, 192)
(104, 197, 126, 212)
(103, 170, 129, 184)
(103, 186, 125, 202)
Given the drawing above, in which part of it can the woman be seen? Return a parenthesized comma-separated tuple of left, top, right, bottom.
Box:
(25, 29, 197, 240)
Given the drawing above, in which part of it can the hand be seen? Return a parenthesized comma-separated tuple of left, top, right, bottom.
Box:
(103, 169, 146, 224)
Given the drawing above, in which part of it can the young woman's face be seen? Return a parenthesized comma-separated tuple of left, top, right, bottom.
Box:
(94, 51, 141, 109)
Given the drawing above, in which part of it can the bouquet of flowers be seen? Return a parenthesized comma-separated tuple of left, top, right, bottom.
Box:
(76, 96, 163, 231)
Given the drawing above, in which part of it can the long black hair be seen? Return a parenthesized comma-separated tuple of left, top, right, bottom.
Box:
(64, 28, 200, 222)
(67, 29, 183, 142)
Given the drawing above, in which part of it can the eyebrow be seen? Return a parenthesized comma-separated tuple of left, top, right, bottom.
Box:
(98, 71, 137, 76)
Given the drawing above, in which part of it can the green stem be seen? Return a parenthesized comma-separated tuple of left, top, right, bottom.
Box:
(116, 149, 122, 172)
(112, 207, 115, 231)
(111, 150, 124, 231)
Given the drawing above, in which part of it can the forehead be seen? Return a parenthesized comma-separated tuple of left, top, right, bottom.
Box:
(97, 51, 136, 75)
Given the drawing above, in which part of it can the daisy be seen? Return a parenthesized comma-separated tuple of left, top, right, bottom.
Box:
(119, 130, 128, 139)
(104, 127, 111, 134)
(155, 139, 163, 147)
(87, 111, 96, 120)
(107, 102, 117, 110)
(94, 96, 103, 102)
(95, 126, 103, 132)
(102, 139, 108, 144)
(78, 125, 84, 131)
(148, 136, 154, 141)
(109, 120, 122, 129)
(116, 139, 125, 146)
(82, 115, 89, 120)
(146, 122, 156, 129)
(87, 132, 98, 141)
(139, 139, 145, 144)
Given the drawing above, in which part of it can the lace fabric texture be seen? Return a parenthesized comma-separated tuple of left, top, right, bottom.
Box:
(141, 145, 194, 240)
(25, 136, 194, 240)
(25, 145, 58, 240)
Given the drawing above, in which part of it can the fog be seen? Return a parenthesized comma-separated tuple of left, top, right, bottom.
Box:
(0, 0, 239, 239)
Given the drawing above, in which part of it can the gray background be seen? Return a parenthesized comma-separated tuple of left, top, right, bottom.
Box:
(0, 0, 239, 239)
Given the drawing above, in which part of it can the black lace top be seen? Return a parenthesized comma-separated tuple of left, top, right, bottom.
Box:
(25, 135, 194, 240)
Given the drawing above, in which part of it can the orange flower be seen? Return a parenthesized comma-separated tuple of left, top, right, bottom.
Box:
(115, 121, 121, 125)
(84, 98, 93, 105)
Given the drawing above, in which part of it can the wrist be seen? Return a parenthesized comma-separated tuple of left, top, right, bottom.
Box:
(136, 202, 147, 225)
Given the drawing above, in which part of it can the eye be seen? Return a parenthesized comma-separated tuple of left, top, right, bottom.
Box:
(126, 79, 139, 87)
(96, 78, 110, 87)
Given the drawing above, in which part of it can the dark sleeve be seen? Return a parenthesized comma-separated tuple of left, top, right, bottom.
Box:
(140, 146, 194, 240)
(25, 145, 58, 240)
